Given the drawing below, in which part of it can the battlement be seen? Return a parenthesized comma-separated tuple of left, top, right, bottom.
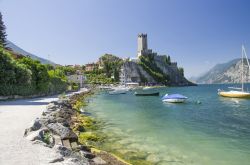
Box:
(170, 62, 177, 66)
(138, 33, 147, 38)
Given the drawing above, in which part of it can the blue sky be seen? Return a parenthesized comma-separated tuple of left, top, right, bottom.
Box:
(1, 0, 250, 77)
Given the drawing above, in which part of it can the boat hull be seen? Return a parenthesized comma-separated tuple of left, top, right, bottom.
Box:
(135, 92, 160, 96)
(162, 98, 187, 103)
(108, 89, 128, 95)
(218, 91, 250, 98)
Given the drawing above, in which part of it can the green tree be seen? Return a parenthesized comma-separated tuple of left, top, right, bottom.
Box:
(139, 54, 170, 85)
(18, 57, 50, 93)
(178, 67, 184, 77)
(0, 45, 33, 96)
(99, 54, 123, 80)
(167, 56, 171, 63)
(0, 12, 7, 47)
(0, 45, 16, 84)
(165, 55, 171, 65)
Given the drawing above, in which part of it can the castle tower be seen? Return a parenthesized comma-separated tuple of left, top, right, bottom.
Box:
(137, 33, 148, 57)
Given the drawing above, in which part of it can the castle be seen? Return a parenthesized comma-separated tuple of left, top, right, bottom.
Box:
(119, 33, 193, 86)
(137, 33, 156, 57)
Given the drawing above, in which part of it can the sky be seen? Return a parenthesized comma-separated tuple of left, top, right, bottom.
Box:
(1, 0, 250, 78)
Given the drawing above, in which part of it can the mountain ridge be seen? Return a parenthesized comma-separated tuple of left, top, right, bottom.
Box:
(6, 40, 55, 65)
(196, 58, 250, 84)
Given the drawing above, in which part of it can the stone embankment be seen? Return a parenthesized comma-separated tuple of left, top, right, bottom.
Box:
(24, 91, 129, 165)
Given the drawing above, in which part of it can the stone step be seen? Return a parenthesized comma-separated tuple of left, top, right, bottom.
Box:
(70, 142, 78, 149)
(54, 135, 62, 145)
(62, 139, 71, 149)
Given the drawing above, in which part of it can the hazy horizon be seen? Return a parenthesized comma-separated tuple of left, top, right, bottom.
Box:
(1, 0, 250, 77)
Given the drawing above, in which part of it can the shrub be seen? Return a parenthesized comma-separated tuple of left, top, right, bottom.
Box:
(0, 46, 67, 96)
(139, 55, 170, 85)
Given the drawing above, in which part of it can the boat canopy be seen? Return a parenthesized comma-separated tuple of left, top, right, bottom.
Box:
(162, 94, 188, 100)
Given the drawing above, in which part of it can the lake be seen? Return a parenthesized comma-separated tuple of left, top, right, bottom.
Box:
(86, 84, 250, 165)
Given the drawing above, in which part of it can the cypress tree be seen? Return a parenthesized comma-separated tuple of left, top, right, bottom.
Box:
(0, 12, 7, 47)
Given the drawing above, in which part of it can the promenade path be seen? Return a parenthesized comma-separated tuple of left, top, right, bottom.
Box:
(0, 95, 63, 165)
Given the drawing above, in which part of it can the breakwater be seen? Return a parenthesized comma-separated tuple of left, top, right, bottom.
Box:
(24, 90, 131, 165)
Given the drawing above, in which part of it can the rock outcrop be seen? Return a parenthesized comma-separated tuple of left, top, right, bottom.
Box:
(121, 55, 194, 86)
(122, 61, 155, 83)
(153, 55, 193, 85)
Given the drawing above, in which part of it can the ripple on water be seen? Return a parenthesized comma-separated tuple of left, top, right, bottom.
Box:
(88, 85, 250, 165)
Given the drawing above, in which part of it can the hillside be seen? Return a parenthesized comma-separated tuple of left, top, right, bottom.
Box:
(196, 58, 250, 84)
(7, 40, 55, 65)
(121, 54, 195, 86)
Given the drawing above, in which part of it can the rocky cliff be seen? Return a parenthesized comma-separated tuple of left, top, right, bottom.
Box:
(153, 55, 193, 85)
(121, 55, 194, 86)
(122, 61, 156, 83)
(196, 59, 250, 84)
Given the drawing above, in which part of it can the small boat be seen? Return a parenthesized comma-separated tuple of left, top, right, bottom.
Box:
(143, 86, 154, 90)
(109, 89, 127, 95)
(108, 86, 129, 95)
(218, 89, 250, 98)
(162, 94, 188, 103)
(218, 45, 250, 98)
(134, 92, 160, 96)
(99, 86, 113, 91)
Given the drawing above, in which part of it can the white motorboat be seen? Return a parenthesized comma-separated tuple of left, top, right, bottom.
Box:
(162, 94, 188, 103)
(108, 86, 129, 95)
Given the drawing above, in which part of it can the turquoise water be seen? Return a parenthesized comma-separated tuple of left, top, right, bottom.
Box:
(86, 84, 250, 165)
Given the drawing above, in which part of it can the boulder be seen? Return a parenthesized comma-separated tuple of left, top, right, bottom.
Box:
(43, 106, 60, 115)
(63, 158, 87, 165)
(26, 128, 47, 141)
(30, 118, 42, 131)
(49, 156, 64, 163)
(78, 145, 91, 152)
(24, 118, 43, 136)
(90, 157, 106, 165)
(39, 116, 56, 126)
(47, 123, 78, 140)
(54, 144, 72, 157)
(80, 150, 95, 159)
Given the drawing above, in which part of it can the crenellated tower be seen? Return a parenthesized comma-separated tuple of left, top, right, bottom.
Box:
(137, 33, 148, 57)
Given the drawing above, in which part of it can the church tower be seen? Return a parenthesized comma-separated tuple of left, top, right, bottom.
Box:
(137, 33, 148, 57)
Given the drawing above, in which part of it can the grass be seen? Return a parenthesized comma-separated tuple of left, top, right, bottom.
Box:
(43, 131, 52, 144)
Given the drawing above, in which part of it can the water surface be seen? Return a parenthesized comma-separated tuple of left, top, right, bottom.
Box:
(86, 84, 250, 165)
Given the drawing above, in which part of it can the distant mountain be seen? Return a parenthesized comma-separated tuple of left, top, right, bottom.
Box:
(196, 58, 250, 84)
(6, 40, 55, 65)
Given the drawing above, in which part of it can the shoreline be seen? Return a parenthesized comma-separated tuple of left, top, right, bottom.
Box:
(23, 88, 134, 165)
(76, 89, 154, 165)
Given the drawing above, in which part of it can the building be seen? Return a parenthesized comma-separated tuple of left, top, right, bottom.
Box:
(119, 66, 126, 85)
(129, 57, 139, 62)
(85, 63, 97, 71)
(67, 70, 85, 88)
(137, 33, 154, 57)
(96, 60, 104, 69)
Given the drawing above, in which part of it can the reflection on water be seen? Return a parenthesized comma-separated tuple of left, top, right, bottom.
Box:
(87, 84, 250, 165)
